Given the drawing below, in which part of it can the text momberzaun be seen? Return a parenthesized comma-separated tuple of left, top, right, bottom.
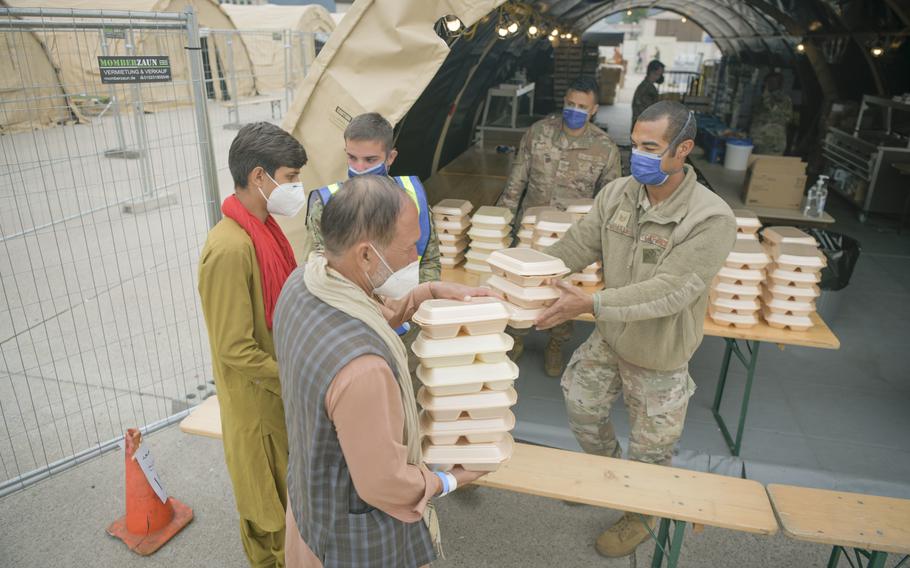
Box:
(98, 56, 172, 84)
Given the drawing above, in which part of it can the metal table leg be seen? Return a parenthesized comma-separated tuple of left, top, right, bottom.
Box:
(650, 518, 687, 568)
(827, 545, 893, 568)
(710, 338, 761, 456)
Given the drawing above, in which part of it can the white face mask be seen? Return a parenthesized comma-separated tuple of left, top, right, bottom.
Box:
(367, 242, 419, 300)
(258, 172, 306, 217)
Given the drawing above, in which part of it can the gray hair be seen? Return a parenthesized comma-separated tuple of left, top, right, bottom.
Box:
(344, 112, 394, 153)
(637, 100, 697, 152)
(321, 175, 408, 255)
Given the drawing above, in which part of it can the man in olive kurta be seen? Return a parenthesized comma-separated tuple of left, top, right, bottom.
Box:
(199, 123, 307, 568)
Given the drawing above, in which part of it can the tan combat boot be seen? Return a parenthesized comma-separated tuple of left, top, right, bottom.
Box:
(595, 512, 657, 558)
(544, 338, 564, 377)
(509, 335, 524, 362)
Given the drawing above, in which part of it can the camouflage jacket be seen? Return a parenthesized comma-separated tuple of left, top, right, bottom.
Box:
(751, 90, 793, 129)
(306, 187, 441, 284)
(632, 79, 659, 125)
(497, 114, 621, 218)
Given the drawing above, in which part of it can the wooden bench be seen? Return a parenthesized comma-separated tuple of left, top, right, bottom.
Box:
(767, 484, 910, 568)
(181, 397, 777, 566)
(179, 394, 222, 439)
(475, 442, 779, 567)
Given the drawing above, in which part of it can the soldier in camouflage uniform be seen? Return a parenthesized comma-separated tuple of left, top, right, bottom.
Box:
(537, 101, 736, 559)
(631, 60, 664, 126)
(497, 76, 621, 377)
(750, 71, 792, 155)
(306, 114, 440, 381)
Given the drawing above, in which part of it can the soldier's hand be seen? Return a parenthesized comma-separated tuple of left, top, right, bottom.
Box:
(534, 279, 594, 330)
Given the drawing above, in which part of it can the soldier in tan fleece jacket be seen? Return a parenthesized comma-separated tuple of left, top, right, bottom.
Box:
(534, 101, 736, 559)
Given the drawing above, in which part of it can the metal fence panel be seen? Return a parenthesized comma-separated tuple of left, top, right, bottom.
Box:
(0, 7, 219, 495)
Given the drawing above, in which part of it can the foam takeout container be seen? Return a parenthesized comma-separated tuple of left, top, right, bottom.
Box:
(417, 387, 518, 422)
(716, 266, 765, 286)
(709, 308, 759, 329)
(412, 332, 513, 368)
(489, 249, 569, 280)
(416, 360, 518, 396)
(436, 217, 472, 233)
(432, 199, 473, 218)
(440, 254, 465, 267)
(472, 206, 513, 228)
(762, 226, 816, 246)
(420, 409, 515, 445)
(762, 307, 813, 331)
(770, 243, 827, 272)
(486, 274, 560, 309)
(468, 237, 511, 252)
(709, 294, 760, 314)
(725, 239, 771, 269)
(535, 211, 575, 236)
(521, 206, 557, 227)
(412, 298, 511, 339)
(765, 282, 820, 300)
(760, 290, 815, 317)
(768, 264, 822, 286)
(732, 209, 761, 233)
(504, 302, 545, 329)
(422, 434, 514, 472)
(468, 226, 512, 240)
(712, 279, 761, 300)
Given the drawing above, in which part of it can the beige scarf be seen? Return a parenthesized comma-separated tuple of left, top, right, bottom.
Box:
(303, 252, 442, 556)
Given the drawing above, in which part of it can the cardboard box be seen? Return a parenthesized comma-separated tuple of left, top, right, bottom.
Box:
(742, 155, 807, 209)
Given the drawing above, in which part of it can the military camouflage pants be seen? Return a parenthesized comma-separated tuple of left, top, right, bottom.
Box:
(752, 123, 787, 155)
(561, 330, 695, 466)
(507, 321, 574, 344)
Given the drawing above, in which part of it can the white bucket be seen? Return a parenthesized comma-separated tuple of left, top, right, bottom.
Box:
(724, 139, 754, 171)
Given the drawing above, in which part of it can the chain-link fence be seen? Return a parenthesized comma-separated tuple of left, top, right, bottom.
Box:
(206, 28, 316, 129)
(0, 6, 221, 496)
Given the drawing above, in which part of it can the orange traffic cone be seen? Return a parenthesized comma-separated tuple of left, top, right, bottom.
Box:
(106, 428, 193, 555)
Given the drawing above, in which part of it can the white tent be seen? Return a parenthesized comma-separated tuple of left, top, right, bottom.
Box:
(0, 25, 71, 133)
(1, 0, 256, 122)
(221, 3, 335, 95)
(277, 0, 505, 260)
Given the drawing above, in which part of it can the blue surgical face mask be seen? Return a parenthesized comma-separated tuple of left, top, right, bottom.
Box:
(630, 149, 671, 186)
(630, 111, 694, 186)
(348, 160, 388, 178)
(562, 107, 589, 130)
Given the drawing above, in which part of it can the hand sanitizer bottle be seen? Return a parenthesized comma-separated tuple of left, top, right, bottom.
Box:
(815, 175, 829, 217)
(803, 180, 820, 217)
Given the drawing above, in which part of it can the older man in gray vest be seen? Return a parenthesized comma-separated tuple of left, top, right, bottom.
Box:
(273, 175, 491, 568)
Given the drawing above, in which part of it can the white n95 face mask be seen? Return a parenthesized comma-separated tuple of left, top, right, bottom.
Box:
(368, 243, 419, 300)
(258, 172, 306, 217)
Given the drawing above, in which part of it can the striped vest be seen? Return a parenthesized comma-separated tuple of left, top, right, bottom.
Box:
(309, 175, 431, 336)
(273, 268, 435, 568)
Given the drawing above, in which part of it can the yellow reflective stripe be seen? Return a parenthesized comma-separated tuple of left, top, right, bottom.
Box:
(395, 176, 421, 212)
(326, 183, 342, 194)
(395, 176, 425, 262)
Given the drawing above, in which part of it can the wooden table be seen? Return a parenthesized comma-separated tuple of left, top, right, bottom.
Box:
(692, 157, 836, 226)
(767, 484, 910, 567)
(441, 265, 841, 457)
(179, 395, 222, 439)
(437, 146, 514, 179)
(423, 172, 506, 211)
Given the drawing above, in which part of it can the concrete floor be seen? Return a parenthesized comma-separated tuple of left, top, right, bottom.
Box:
(4, 423, 898, 568)
(2, 79, 910, 566)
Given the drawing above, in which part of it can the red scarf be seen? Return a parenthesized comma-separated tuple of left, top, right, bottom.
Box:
(222, 195, 296, 329)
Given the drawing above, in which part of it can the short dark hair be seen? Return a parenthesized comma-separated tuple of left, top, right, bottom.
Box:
(647, 60, 665, 75)
(229, 122, 307, 189)
(637, 100, 697, 151)
(344, 112, 394, 153)
(321, 175, 409, 256)
(567, 75, 599, 100)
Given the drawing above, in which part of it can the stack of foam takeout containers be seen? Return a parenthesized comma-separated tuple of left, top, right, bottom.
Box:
(485, 248, 570, 329)
(433, 199, 473, 269)
(411, 298, 517, 472)
(761, 227, 825, 331)
(733, 209, 761, 241)
(517, 206, 555, 248)
(533, 210, 574, 251)
(465, 206, 513, 275)
(708, 238, 770, 329)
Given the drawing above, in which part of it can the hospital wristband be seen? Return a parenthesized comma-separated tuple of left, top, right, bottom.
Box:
(434, 471, 450, 496)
